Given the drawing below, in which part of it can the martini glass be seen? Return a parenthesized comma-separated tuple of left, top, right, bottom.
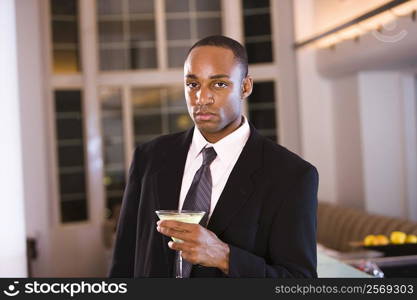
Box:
(155, 210, 205, 278)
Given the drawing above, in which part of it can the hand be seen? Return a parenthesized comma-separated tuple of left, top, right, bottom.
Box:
(156, 220, 230, 274)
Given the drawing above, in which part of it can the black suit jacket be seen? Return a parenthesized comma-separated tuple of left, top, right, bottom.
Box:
(109, 124, 318, 278)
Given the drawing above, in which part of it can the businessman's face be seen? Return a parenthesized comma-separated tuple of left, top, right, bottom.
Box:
(184, 46, 252, 143)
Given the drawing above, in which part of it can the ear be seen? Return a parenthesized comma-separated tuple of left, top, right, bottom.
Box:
(241, 75, 253, 99)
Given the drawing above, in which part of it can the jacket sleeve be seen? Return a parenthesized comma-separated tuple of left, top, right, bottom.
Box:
(227, 166, 319, 278)
(108, 146, 143, 278)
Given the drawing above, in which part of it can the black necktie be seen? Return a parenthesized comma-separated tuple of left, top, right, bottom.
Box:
(176, 147, 217, 277)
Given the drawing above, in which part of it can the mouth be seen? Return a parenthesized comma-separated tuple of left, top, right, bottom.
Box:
(194, 111, 216, 121)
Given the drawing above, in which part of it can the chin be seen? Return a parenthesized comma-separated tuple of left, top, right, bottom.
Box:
(196, 122, 220, 134)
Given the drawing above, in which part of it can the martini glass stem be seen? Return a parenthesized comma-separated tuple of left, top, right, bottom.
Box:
(176, 251, 183, 278)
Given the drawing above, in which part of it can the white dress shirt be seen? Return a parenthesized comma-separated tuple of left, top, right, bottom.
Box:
(178, 116, 250, 221)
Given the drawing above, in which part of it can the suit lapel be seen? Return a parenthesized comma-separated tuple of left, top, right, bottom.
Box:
(207, 124, 264, 236)
(154, 128, 194, 211)
(153, 128, 193, 276)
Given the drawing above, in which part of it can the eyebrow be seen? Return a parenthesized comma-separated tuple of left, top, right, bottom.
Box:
(185, 74, 230, 79)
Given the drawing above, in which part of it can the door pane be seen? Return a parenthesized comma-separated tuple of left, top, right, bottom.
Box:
(132, 86, 191, 147)
(243, 14, 271, 37)
(52, 49, 79, 74)
(165, 0, 222, 68)
(167, 46, 191, 68)
(97, 0, 122, 15)
(97, 0, 157, 70)
(242, 0, 273, 64)
(52, 20, 78, 43)
(98, 21, 124, 43)
(196, 0, 221, 11)
(129, 46, 157, 69)
(58, 145, 84, 167)
(166, 19, 192, 40)
(51, 0, 76, 15)
(129, 0, 154, 13)
(54, 90, 88, 223)
(196, 17, 222, 39)
(61, 200, 88, 223)
(248, 81, 278, 142)
(165, 0, 189, 12)
(168, 113, 193, 132)
(99, 48, 129, 70)
(130, 20, 156, 41)
(242, 0, 270, 9)
(50, 0, 80, 73)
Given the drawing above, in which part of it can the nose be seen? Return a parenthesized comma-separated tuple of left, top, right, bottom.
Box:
(195, 87, 213, 106)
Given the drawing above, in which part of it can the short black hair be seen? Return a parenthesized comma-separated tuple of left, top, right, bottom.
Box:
(187, 35, 248, 78)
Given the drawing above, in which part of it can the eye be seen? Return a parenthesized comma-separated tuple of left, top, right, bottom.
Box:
(214, 81, 228, 88)
(186, 82, 199, 89)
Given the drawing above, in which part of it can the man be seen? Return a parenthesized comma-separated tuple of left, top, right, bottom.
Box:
(109, 35, 318, 278)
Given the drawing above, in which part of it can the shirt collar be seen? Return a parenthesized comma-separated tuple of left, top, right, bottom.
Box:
(189, 115, 250, 164)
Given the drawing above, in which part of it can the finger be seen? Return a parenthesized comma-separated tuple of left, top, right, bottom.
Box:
(168, 241, 194, 252)
(181, 250, 200, 265)
(158, 220, 197, 231)
(169, 242, 200, 264)
(157, 225, 194, 242)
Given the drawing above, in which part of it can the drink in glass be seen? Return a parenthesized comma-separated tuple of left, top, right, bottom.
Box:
(155, 210, 205, 278)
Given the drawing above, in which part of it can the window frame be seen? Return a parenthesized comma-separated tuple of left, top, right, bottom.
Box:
(44, 0, 298, 226)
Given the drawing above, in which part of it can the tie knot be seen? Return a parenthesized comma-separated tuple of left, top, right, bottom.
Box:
(202, 147, 217, 166)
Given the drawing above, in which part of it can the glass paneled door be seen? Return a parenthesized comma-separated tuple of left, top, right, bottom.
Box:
(47, 0, 109, 277)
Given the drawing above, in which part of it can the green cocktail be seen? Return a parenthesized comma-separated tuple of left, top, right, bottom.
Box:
(155, 210, 205, 278)
(156, 210, 205, 242)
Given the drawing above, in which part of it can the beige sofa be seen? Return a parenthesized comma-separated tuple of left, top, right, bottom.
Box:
(317, 202, 417, 252)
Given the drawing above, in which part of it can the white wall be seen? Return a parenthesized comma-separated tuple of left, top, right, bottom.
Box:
(358, 72, 413, 219)
(294, 0, 337, 204)
(0, 0, 28, 277)
(15, 0, 52, 277)
(294, 0, 417, 221)
(402, 76, 417, 221)
(332, 76, 364, 209)
(273, 0, 302, 154)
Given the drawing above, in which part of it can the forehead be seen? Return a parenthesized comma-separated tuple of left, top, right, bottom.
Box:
(184, 46, 241, 78)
